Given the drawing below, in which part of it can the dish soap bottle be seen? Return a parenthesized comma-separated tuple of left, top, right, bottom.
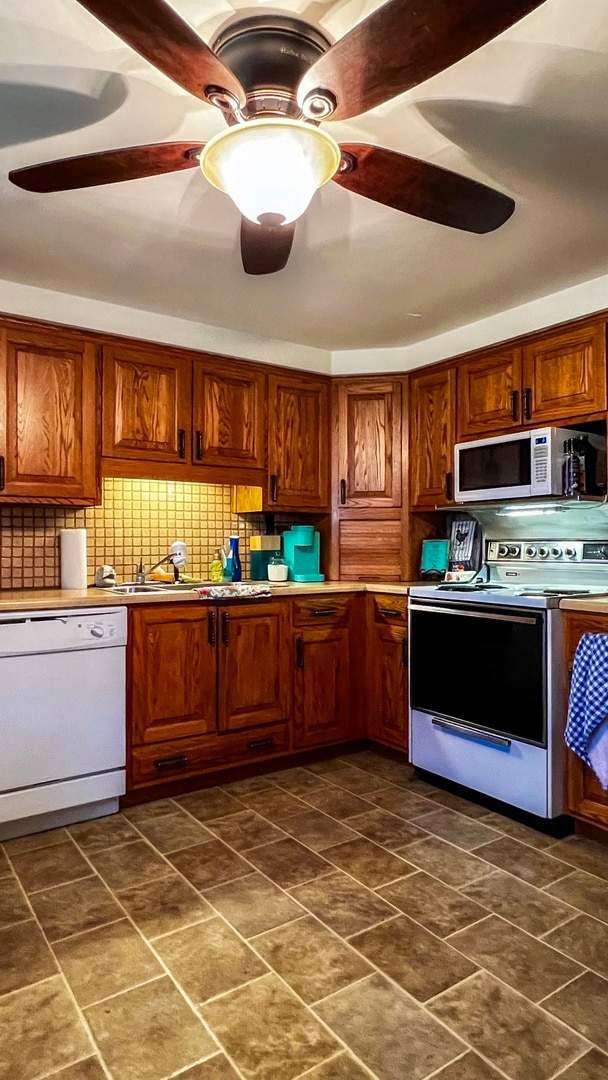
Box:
(210, 549, 223, 583)
(229, 535, 242, 582)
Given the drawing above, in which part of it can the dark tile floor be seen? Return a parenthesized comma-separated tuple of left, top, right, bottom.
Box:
(1, 750, 608, 1080)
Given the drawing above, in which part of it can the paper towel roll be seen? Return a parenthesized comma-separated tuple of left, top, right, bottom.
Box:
(60, 529, 88, 590)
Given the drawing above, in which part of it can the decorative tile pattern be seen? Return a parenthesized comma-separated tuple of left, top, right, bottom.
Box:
(1, 749, 607, 1080)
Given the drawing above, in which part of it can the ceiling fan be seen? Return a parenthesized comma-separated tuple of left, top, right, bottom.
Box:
(8, 0, 546, 275)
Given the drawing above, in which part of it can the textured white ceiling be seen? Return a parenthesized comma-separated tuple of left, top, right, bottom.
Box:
(2, 0, 608, 353)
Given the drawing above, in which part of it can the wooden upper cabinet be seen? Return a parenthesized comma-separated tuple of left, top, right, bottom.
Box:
(409, 366, 456, 509)
(217, 602, 290, 732)
(130, 605, 217, 746)
(267, 372, 329, 509)
(0, 323, 98, 502)
(457, 348, 522, 438)
(102, 342, 192, 462)
(192, 358, 266, 470)
(523, 322, 607, 424)
(336, 379, 401, 507)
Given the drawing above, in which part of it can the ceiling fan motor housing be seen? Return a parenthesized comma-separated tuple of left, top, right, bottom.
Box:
(211, 15, 332, 121)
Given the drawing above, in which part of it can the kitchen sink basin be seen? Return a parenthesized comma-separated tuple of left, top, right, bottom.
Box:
(111, 584, 167, 594)
(111, 581, 211, 594)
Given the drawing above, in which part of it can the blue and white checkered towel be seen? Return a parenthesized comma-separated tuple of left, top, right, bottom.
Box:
(566, 632, 608, 790)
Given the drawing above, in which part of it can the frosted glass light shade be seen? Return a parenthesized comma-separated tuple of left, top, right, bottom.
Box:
(200, 118, 341, 225)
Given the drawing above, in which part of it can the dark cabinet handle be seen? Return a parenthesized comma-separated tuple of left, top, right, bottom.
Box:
(312, 608, 337, 617)
(178, 428, 186, 459)
(445, 471, 453, 501)
(195, 430, 203, 461)
(296, 636, 304, 667)
(523, 387, 532, 421)
(401, 638, 408, 668)
(221, 611, 229, 645)
(0, 455, 4, 492)
(340, 479, 346, 505)
(379, 607, 403, 619)
(248, 736, 274, 751)
(510, 389, 519, 422)
(154, 754, 188, 771)
(270, 474, 278, 502)
(208, 609, 216, 646)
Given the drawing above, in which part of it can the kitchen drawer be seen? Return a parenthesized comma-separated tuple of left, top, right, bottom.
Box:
(291, 595, 352, 627)
(371, 593, 408, 624)
(129, 722, 290, 788)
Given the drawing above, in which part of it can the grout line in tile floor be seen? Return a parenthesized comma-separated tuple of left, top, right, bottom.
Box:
(3, 752, 608, 1080)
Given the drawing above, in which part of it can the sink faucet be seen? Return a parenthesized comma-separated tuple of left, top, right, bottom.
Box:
(134, 541, 188, 585)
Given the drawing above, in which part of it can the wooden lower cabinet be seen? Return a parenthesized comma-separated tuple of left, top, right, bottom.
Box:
(564, 612, 608, 828)
(293, 625, 351, 748)
(366, 594, 408, 750)
(127, 601, 291, 791)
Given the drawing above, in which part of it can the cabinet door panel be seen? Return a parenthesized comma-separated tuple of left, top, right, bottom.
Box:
(130, 606, 217, 745)
(564, 612, 608, 827)
(218, 602, 290, 732)
(193, 359, 265, 469)
(409, 367, 456, 508)
(457, 349, 522, 438)
(337, 380, 401, 507)
(103, 343, 191, 461)
(268, 373, 329, 509)
(293, 627, 351, 747)
(0, 324, 97, 500)
(368, 621, 408, 750)
(524, 323, 607, 424)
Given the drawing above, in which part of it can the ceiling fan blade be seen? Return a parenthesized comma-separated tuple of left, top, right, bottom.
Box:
(75, 0, 246, 106)
(240, 216, 295, 275)
(9, 142, 205, 192)
(298, 0, 545, 122)
(334, 143, 514, 233)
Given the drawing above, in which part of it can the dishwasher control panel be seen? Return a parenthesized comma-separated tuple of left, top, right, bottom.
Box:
(0, 607, 127, 656)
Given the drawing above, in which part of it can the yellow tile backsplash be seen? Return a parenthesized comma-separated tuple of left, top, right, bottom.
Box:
(0, 478, 258, 589)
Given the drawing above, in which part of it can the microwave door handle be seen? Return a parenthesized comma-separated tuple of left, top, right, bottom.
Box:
(409, 603, 538, 626)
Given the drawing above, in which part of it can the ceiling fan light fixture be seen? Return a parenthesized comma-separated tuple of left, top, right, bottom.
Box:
(200, 118, 340, 225)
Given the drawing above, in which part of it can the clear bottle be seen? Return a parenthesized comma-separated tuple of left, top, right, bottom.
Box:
(210, 549, 223, 583)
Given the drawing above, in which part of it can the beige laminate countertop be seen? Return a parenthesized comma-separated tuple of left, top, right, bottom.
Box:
(0, 581, 418, 613)
(559, 596, 608, 614)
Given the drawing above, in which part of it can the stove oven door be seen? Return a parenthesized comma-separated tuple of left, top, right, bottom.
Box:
(408, 599, 552, 816)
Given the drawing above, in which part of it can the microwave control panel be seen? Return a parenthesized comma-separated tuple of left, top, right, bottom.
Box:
(488, 540, 608, 564)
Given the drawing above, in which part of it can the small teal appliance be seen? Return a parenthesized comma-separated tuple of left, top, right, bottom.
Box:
(282, 525, 324, 582)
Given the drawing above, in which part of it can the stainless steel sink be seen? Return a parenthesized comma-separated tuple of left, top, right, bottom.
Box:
(111, 584, 167, 594)
(111, 581, 211, 594)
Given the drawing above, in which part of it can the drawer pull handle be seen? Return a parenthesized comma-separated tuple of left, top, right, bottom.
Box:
(379, 607, 403, 618)
(431, 717, 511, 748)
(340, 479, 346, 505)
(195, 430, 203, 460)
(296, 636, 304, 667)
(248, 737, 274, 751)
(401, 638, 408, 668)
(510, 389, 519, 422)
(523, 387, 532, 421)
(312, 608, 337, 617)
(270, 473, 278, 502)
(154, 754, 188, 770)
(178, 428, 186, 459)
(0, 455, 4, 492)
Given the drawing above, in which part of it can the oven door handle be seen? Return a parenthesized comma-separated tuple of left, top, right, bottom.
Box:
(431, 716, 512, 748)
(409, 603, 538, 626)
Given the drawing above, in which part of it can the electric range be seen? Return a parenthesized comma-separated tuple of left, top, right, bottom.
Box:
(408, 538, 608, 819)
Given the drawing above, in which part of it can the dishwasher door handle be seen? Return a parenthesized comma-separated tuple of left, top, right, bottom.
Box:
(431, 716, 512, 748)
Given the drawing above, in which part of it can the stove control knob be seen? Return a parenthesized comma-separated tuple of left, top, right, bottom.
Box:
(550, 546, 562, 559)
(601, 546, 608, 560)
(526, 546, 537, 558)
(564, 546, 577, 559)
(498, 545, 510, 557)
(537, 546, 550, 559)
(508, 545, 520, 557)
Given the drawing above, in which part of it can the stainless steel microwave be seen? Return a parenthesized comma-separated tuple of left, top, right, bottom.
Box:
(454, 426, 601, 503)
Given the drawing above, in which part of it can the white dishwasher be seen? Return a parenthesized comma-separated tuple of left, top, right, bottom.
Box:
(0, 606, 127, 840)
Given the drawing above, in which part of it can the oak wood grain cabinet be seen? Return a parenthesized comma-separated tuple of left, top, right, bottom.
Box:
(102, 341, 192, 463)
(267, 371, 330, 509)
(564, 612, 608, 829)
(192, 358, 266, 470)
(128, 601, 291, 790)
(336, 379, 402, 507)
(366, 594, 408, 750)
(292, 598, 352, 748)
(0, 322, 98, 503)
(409, 366, 456, 509)
(457, 321, 606, 438)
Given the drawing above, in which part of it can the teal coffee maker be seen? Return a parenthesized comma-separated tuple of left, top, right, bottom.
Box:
(282, 526, 324, 582)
